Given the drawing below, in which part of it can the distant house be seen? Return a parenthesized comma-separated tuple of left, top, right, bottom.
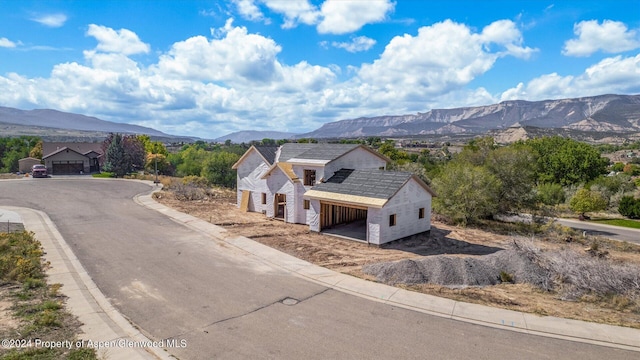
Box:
(42, 142, 103, 175)
(18, 157, 42, 173)
(232, 143, 435, 245)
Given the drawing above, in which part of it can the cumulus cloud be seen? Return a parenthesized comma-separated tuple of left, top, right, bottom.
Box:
(331, 36, 376, 52)
(262, 0, 320, 28)
(155, 19, 283, 83)
(563, 20, 640, 57)
(234, 0, 393, 34)
(500, 54, 640, 101)
(480, 19, 536, 59)
(31, 13, 68, 27)
(317, 0, 394, 34)
(86, 24, 150, 55)
(0, 37, 17, 48)
(358, 19, 535, 103)
(233, 0, 265, 22)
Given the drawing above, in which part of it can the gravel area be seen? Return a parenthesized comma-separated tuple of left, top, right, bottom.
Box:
(363, 242, 551, 288)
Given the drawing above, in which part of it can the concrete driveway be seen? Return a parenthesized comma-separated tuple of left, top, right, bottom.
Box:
(1, 178, 637, 359)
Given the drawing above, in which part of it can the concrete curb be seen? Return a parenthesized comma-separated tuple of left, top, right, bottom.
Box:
(0, 205, 173, 360)
(135, 191, 640, 353)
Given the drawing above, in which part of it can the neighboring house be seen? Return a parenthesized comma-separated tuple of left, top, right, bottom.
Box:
(233, 143, 436, 245)
(18, 157, 41, 173)
(42, 142, 103, 175)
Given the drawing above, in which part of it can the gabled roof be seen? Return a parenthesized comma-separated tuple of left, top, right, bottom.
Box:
(304, 169, 436, 208)
(254, 146, 278, 165)
(42, 146, 87, 159)
(83, 150, 102, 158)
(232, 145, 278, 169)
(278, 143, 388, 165)
(43, 142, 102, 158)
(261, 162, 301, 183)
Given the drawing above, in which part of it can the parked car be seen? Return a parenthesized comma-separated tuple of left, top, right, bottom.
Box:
(31, 164, 47, 178)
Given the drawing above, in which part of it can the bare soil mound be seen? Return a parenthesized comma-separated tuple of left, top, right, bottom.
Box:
(363, 247, 550, 288)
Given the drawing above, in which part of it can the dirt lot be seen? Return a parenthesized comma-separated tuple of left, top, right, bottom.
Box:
(155, 186, 640, 329)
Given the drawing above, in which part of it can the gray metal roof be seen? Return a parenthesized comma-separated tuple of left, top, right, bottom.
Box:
(278, 143, 360, 162)
(312, 169, 413, 199)
(254, 146, 278, 165)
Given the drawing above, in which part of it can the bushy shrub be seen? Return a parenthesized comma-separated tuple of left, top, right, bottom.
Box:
(619, 196, 640, 219)
(172, 182, 208, 201)
(0, 231, 45, 283)
(569, 188, 608, 216)
(536, 183, 565, 206)
(182, 175, 208, 188)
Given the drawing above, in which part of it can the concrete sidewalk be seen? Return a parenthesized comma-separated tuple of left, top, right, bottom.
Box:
(0, 207, 171, 360)
(134, 190, 640, 353)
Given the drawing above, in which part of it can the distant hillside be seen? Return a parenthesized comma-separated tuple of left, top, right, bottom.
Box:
(214, 130, 297, 143)
(297, 94, 640, 139)
(0, 106, 193, 141)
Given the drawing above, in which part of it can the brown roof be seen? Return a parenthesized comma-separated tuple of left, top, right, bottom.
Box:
(42, 142, 103, 158)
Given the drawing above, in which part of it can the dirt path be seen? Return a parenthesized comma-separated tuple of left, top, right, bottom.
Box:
(154, 188, 640, 329)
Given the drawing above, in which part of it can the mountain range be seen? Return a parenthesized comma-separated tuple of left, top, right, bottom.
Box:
(213, 130, 297, 143)
(0, 106, 197, 142)
(1, 94, 639, 143)
(297, 94, 640, 139)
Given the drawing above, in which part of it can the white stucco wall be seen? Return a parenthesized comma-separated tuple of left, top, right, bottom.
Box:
(235, 150, 270, 213)
(265, 167, 297, 222)
(374, 178, 432, 244)
(308, 199, 321, 231)
(324, 147, 386, 179)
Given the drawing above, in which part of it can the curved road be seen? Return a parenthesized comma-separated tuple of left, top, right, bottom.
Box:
(1, 178, 636, 359)
(555, 218, 640, 244)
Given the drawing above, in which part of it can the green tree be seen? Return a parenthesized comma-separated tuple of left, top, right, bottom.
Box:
(457, 136, 496, 166)
(0, 136, 40, 172)
(201, 151, 240, 188)
(432, 162, 501, 225)
(123, 135, 146, 172)
(569, 188, 608, 218)
(29, 140, 43, 159)
(174, 145, 209, 176)
(536, 183, 566, 206)
(618, 196, 640, 219)
(485, 146, 537, 213)
(102, 134, 127, 177)
(526, 136, 609, 186)
(378, 141, 411, 165)
(611, 162, 625, 172)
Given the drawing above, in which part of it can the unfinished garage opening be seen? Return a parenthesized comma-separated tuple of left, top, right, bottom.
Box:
(319, 202, 367, 241)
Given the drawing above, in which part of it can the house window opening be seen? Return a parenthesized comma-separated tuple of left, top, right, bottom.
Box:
(261, 193, 267, 204)
(419, 208, 425, 219)
(304, 200, 310, 210)
(389, 214, 397, 227)
(304, 170, 316, 186)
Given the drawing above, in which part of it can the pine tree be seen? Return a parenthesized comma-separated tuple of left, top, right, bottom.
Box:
(103, 134, 127, 177)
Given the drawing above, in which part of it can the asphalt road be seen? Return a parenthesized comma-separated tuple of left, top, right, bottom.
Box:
(555, 218, 640, 244)
(1, 178, 637, 360)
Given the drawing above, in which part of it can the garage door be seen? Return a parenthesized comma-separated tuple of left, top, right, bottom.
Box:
(52, 161, 84, 175)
